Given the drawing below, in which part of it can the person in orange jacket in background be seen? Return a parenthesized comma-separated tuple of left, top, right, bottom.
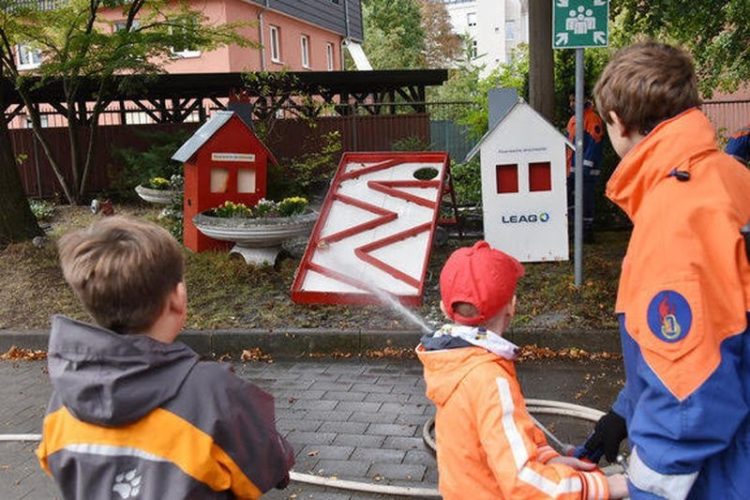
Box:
(416, 241, 628, 500)
(578, 41, 750, 498)
(566, 93, 605, 243)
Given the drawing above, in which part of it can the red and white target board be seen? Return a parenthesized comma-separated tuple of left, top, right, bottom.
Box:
(291, 152, 450, 306)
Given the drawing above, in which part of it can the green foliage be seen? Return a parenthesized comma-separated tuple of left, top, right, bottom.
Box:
(449, 157, 482, 206)
(609, 1, 750, 96)
(268, 131, 342, 201)
(430, 46, 529, 140)
(158, 174, 184, 241)
(28, 199, 56, 222)
(0, 0, 253, 203)
(212, 201, 254, 218)
(111, 129, 189, 195)
(210, 197, 309, 219)
(361, 0, 426, 69)
(253, 199, 275, 218)
(391, 135, 430, 151)
(146, 176, 171, 190)
(276, 196, 309, 217)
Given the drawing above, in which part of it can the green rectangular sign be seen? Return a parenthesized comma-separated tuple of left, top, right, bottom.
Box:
(553, 0, 609, 49)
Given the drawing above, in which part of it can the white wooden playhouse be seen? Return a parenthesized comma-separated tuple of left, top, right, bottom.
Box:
(466, 88, 571, 262)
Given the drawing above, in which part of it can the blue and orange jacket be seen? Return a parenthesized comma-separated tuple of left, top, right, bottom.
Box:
(725, 124, 749, 164)
(37, 316, 294, 499)
(606, 108, 750, 499)
(566, 104, 605, 176)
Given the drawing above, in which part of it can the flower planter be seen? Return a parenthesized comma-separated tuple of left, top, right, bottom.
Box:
(193, 210, 318, 265)
(135, 185, 181, 205)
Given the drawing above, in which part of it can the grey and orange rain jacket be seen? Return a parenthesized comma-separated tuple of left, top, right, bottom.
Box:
(37, 315, 294, 499)
(606, 108, 750, 498)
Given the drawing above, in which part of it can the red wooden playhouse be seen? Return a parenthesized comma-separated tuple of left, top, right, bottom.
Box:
(172, 111, 277, 252)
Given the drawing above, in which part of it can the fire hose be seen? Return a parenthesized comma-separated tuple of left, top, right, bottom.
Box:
(0, 399, 620, 497)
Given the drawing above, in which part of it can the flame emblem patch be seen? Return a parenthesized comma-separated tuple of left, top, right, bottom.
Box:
(647, 291, 692, 343)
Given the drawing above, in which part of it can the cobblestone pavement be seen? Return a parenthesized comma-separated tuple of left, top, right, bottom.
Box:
(0, 357, 623, 499)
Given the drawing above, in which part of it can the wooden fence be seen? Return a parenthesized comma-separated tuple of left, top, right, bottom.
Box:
(11, 113, 431, 199)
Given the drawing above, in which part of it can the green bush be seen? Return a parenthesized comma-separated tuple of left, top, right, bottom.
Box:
(111, 129, 191, 196)
(268, 130, 342, 201)
(450, 157, 482, 206)
(29, 199, 56, 222)
(391, 135, 430, 151)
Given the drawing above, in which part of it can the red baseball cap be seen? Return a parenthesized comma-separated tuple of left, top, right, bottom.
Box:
(440, 241, 524, 326)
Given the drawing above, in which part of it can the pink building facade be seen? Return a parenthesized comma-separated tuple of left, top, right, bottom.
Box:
(97, 0, 352, 73)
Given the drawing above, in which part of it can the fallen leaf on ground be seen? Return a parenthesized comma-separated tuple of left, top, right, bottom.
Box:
(0, 346, 47, 361)
(240, 348, 273, 363)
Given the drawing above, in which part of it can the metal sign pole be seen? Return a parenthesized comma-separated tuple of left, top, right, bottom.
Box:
(574, 48, 584, 286)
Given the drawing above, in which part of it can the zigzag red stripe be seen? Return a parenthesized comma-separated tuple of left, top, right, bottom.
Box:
(354, 222, 433, 289)
(367, 180, 441, 209)
(318, 193, 398, 245)
(338, 159, 404, 182)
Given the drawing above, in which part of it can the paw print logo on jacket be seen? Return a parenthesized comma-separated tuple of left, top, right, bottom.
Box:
(112, 468, 142, 499)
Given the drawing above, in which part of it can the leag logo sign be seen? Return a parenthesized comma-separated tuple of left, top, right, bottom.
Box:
(501, 212, 551, 224)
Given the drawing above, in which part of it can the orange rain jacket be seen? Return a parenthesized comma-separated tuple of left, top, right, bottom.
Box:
(606, 108, 750, 498)
(417, 342, 609, 500)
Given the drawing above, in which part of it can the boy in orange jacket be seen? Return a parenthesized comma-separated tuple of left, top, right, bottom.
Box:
(579, 41, 750, 499)
(416, 241, 627, 499)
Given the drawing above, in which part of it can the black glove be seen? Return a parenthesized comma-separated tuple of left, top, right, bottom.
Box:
(583, 409, 627, 463)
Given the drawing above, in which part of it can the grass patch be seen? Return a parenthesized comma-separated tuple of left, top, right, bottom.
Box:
(0, 203, 628, 332)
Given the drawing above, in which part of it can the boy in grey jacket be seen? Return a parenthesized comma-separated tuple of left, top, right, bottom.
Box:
(37, 216, 294, 499)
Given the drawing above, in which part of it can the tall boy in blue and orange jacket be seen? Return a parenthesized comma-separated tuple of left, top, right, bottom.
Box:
(578, 41, 750, 499)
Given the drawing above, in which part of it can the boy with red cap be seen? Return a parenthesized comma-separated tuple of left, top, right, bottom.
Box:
(417, 241, 627, 499)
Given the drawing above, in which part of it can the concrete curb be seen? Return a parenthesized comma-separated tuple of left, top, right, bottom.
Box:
(0, 327, 621, 358)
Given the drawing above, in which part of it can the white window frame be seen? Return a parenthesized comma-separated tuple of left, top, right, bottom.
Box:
(467, 12, 477, 27)
(270, 25, 281, 63)
(300, 35, 310, 68)
(326, 42, 334, 71)
(17, 44, 42, 70)
(170, 22, 201, 59)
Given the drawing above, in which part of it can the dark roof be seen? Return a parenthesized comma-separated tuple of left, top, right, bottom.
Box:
(0, 70, 448, 105)
(249, 0, 364, 42)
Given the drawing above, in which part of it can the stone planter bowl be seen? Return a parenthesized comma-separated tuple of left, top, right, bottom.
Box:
(193, 210, 318, 265)
(135, 185, 181, 205)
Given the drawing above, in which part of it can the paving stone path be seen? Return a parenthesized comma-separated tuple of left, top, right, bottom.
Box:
(0, 357, 623, 499)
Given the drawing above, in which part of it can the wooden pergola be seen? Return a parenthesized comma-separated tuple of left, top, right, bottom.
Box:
(1, 70, 448, 125)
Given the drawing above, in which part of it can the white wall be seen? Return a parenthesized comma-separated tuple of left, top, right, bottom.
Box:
(479, 104, 569, 262)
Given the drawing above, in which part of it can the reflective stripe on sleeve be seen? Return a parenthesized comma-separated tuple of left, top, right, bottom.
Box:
(495, 378, 583, 496)
(628, 447, 698, 500)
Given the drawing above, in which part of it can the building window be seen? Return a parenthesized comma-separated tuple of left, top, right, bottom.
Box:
(270, 25, 281, 63)
(300, 35, 310, 68)
(170, 20, 201, 58)
(505, 20, 516, 40)
(326, 42, 334, 71)
(467, 12, 477, 27)
(17, 44, 42, 70)
(470, 39, 478, 59)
